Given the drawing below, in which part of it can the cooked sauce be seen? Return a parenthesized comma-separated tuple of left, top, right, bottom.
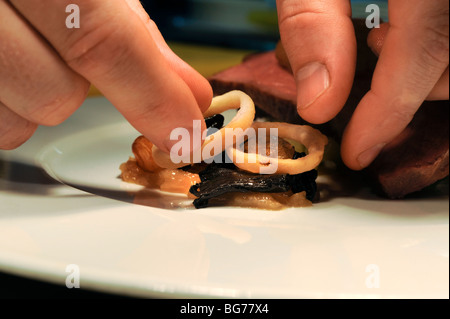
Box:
(120, 135, 313, 210)
(208, 191, 311, 210)
(120, 158, 199, 195)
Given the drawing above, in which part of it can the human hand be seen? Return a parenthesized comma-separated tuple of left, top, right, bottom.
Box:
(276, 0, 449, 170)
(0, 0, 212, 152)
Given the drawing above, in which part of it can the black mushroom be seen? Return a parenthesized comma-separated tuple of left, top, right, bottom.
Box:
(190, 152, 319, 209)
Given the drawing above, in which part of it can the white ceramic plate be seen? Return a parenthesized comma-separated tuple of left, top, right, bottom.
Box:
(33, 121, 450, 298)
(0, 97, 448, 299)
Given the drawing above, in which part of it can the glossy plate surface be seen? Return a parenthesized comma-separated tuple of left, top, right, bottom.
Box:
(0, 97, 448, 298)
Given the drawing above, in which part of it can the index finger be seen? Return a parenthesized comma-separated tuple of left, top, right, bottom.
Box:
(10, 0, 207, 153)
(341, 0, 449, 170)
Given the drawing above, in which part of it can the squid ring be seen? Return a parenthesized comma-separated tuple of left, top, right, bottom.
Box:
(152, 90, 256, 168)
(226, 122, 328, 175)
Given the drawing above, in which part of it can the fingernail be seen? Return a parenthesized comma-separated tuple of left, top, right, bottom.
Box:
(296, 62, 330, 110)
(357, 143, 386, 169)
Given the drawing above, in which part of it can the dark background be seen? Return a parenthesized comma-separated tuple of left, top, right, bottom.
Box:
(0, 272, 128, 299)
(140, 0, 280, 50)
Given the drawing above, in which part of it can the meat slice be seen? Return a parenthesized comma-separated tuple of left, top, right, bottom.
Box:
(210, 51, 302, 126)
(368, 104, 449, 198)
(209, 31, 449, 198)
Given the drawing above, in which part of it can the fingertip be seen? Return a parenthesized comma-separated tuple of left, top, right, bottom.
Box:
(126, 80, 207, 156)
(192, 76, 213, 114)
(169, 59, 213, 114)
(2, 123, 38, 150)
(161, 116, 206, 156)
(354, 143, 386, 170)
(183, 72, 213, 113)
(340, 134, 365, 171)
(341, 136, 387, 171)
(427, 67, 449, 101)
(296, 62, 330, 112)
(296, 58, 354, 125)
(0, 104, 38, 150)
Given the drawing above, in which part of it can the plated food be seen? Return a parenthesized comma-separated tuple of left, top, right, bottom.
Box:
(120, 90, 328, 210)
(121, 19, 448, 208)
(210, 19, 449, 199)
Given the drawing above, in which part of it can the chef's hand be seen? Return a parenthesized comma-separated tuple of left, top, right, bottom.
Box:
(0, 0, 212, 151)
(277, 0, 449, 170)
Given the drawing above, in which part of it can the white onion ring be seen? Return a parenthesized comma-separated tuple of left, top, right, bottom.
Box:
(226, 122, 328, 175)
(152, 90, 256, 168)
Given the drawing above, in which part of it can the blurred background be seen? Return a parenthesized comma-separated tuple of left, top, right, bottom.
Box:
(140, 0, 388, 51)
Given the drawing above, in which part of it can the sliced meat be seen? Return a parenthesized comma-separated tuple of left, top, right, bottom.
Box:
(368, 104, 449, 198)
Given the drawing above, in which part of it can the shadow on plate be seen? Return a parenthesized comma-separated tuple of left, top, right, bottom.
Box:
(3, 159, 447, 216)
(66, 181, 194, 210)
(0, 160, 59, 186)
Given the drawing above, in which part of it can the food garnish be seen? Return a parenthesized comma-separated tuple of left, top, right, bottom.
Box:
(120, 91, 328, 210)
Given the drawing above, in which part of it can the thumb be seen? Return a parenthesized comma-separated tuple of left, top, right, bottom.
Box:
(276, 0, 356, 124)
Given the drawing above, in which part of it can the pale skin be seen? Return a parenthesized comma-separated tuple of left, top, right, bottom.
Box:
(277, 0, 449, 170)
(0, 0, 448, 171)
(0, 0, 212, 153)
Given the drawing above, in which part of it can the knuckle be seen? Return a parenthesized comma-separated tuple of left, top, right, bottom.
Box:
(28, 84, 88, 126)
(61, 18, 132, 77)
(278, 1, 324, 30)
(277, 0, 350, 31)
